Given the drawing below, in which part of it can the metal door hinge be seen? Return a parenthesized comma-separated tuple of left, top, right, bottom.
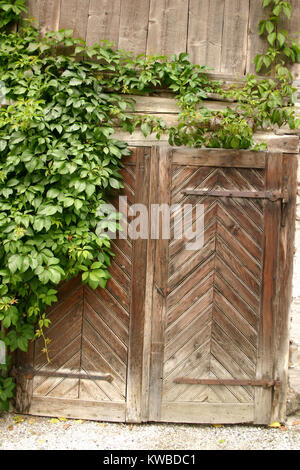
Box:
(182, 189, 287, 202)
(173, 378, 281, 390)
(13, 366, 113, 382)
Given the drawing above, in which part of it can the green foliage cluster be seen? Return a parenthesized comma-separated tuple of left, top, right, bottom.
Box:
(0, 0, 26, 30)
(255, 0, 300, 73)
(0, 0, 299, 411)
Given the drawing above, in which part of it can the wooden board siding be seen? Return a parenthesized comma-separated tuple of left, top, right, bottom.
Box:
(25, 0, 297, 76)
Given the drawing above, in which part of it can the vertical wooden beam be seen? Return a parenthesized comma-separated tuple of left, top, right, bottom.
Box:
(139, 147, 158, 421)
(59, 0, 90, 41)
(246, 0, 266, 74)
(12, 343, 35, 414)
(86, 0, 121, 47)
(148, 146, 171, 421)
(272, 153, 298, 422)
(220, 0, 250, 75)
(38, 0, 61, 35)
(188, 0, 225, 71)
(254, 153, 282, 425)
(25, 0, 40, 27)
(126, 147, 151, 423)
(146, 0, 189, 57)
(118, 0, 150, 55)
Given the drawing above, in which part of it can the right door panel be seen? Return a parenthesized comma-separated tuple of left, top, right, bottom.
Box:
(151, 149, 282, 424)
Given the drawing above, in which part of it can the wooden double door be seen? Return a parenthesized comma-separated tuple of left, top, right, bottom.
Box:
(14, 146, 297, 424)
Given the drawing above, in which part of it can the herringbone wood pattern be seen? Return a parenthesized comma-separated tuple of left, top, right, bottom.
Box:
(163, 165, 265, 404)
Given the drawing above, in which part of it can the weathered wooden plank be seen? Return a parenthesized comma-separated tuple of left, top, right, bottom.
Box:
(172, 148, 266, 168)
(126, 147, 151, 422)
(140, 146, 158, 421)
(29, 396, 126, 421)
(188, 0, 225, 71)
(148, 146, 170, 421)
(118, 0, 150, 55)
(59, 0, 90, 40)
(220, 0, 250, 74)
(12, 342, 35, 414)
(86, 0, 121, 47)
(25, 0, 40, 27)
(161, 402, 254, 423)
(146, 0, 189, 57)
(254, 153, 282, 425)
(272, 153, 298, 422)
(36, 0, 61, 35)
(246, 0, 266, 74)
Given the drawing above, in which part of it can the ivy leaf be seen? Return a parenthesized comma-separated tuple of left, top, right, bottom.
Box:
(267, 32, 276, 46)
(69, 78, 83, 86)
(8, 254, 22, 274)
(109, 178, 121, 189)
(265, 21, 274, 34)
(2, 306, 19, 328)
(39, 205, 59, 216)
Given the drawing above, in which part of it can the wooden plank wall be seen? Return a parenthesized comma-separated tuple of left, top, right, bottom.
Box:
(25, 0, 298, 76)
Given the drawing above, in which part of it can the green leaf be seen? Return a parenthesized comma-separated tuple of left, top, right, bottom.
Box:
(265, 21, 274, 34)
(109, 178, 121, 189)
(8, 254, 22, 274)
(262, 0, 271, 7)
(277, 33, 286, 48)
(47, 188, 60, 199)
(39, 205, 59, 216)
(267, 32, 276, 46)
(69, 78, 83, 86)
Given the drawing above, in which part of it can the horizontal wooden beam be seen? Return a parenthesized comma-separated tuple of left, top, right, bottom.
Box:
(172, 148, 266, 168)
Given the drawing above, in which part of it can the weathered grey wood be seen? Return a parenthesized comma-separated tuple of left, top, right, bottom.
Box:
(161, 403, 254, 423)
(140, 147, 158, 421)
(171, 148, 266, 168)
(254, 153, 282, 425)
(12, 343, 35, 414)
(148, 146, 170, 421)
(25, 0, 40, 27)
(114, 128, 299, 154)
(220, 0, 250, 74)
(118, 0, 150, 55)
(29, 396, 126, 421)
(126, 147, 151, 422)
(188, 0, 225, 71)
(36, 0, 61, 35)
(246, 0, 266, 74)
(59, 0, 90, 40)
(272, 153, 298, 422)
(254, 134, 299, 154)
(147, 0, 189, 57)
(86, 0, 121, 47)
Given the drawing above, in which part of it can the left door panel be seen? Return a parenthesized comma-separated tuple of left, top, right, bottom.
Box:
(13, 147, 150, 422)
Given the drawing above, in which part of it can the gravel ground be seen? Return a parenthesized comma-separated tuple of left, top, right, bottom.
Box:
(0, 411, 300, 450)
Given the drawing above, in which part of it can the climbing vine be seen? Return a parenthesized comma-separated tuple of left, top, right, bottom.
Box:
(0, 0, 299, 411)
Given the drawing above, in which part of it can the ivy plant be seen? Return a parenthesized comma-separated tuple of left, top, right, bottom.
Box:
(0, 0, 26, 30)
(255, 0, 300, 73)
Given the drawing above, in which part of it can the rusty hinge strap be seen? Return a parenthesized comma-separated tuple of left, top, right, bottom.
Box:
(182, 189, 286, 201)
(173, 378, 280, 388)
(14, 366, 113, 383)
